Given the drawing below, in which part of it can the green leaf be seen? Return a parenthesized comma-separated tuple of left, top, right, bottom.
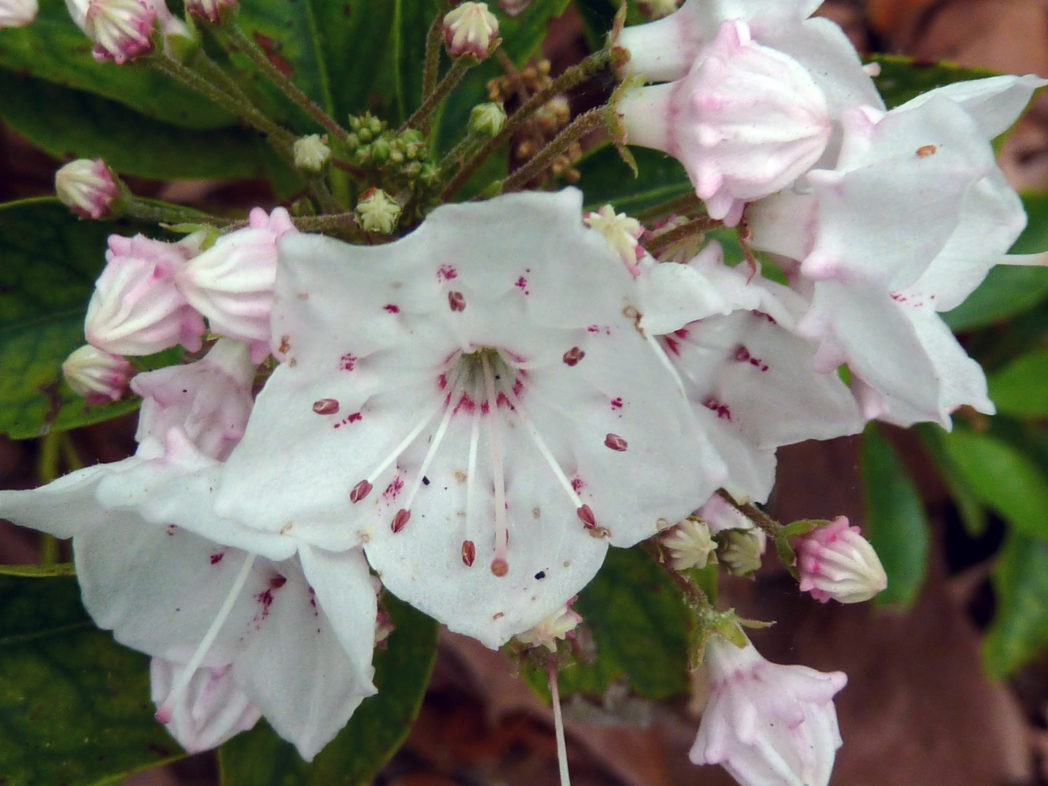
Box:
(917, 424, 988, 537)
(0, 71, 294, 183)
(860, 424, 929, 608)
(0, 198, 158, 439)
(391, 0, 432, 124)
(0, 575, 186, 785)
(942, 265, 1048, 332)
(0, 0, 234, 128)
(1011, 191, 1048, 254)
(983, 532, 1048, 678)
(987, 347, 1048, 417)
(524, 546, 692, 701)
(871, 55, 997, 110)
(0, 562, 75, 577)
(577, 144, 692, 213)
(937, 428, 1048, 541)
(218, 595, 438, 786)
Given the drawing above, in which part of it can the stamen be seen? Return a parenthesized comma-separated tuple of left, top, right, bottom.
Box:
(356, 401, 442, 491)
(645, 331, 689, 400)
(461, 539, 476, 566)
(391, 508, 411, 533)
(604, 433, 628, 451)
(349, 479, 373, 503)
(502, 385, 583, 509)
(155, 552, 258, 723)
(465, 404, 481, 552)
(312, 398, 340, 414)
(576, 504, 597, 529)
(481, 352, 510, 576)
(400, 397, 458, 513)
(549, 662, 572, 786)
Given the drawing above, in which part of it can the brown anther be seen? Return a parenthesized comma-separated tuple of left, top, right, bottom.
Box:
(490, 558, 509, 577)
(576, 504, 596, 529)
(349, 480, 373, 503)
(313, 398, 340, 415)
(391, 508, 411, 533)
(916, 144, 937, 157)
(461, 540, 476, 566)
(587, 526, 611, 539)
(562, 346, 585, 366)
(448, 291, 466, 312)
(604, 433, 628, 451)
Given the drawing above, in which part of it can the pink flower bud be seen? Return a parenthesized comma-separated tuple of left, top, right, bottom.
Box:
(185, 0, 236, 24)
(55, 158, 121, 219)
(176, 207, 297, 363)
(0, 0, 37, 27)
(618, 20, 831, 226)
(85, 233, 205, 356)
(83, 0, 157, 64)
(61, 344, 133, 404)
(691, 636, 847, 786)
(796, 516, 887, 604)
(443, 2, 498, 59)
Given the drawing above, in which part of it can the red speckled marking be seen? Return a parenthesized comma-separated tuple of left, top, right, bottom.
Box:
(339, 353, 357, 371)
(209, 552, 224, 565)
(610, 397, 623, 410)
(384, 304, 400, 313)
(384, 476, 404, 500)
(704, 397, 732, 421)
(437, 264, 458, 282)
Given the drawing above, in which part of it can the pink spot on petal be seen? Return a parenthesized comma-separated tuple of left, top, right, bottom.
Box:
(571, 476, 585, 492)
(437, 264, 458, 282)
(339, 353, 357, 371)
(610, 397, 623, 410)
(383, 475, 405, 500)
(514, 276, 530, 295)
(384, 304, 400, 314)
(704, 397, 733, 420)
(209, 552, 224, 565)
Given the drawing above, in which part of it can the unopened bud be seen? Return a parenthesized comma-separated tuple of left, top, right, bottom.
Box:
(61, 344, 134, 404)
(293, 134, 330, 174)
(356, 188, 401, 235)
(443, 2, 498, 59)
(662, 516, 716, 571)
(0, 0, 37, 27)
(515, 601, 582, 652)
(796, 517, 887, 604)
(469, 102, 506, 136)
(55, 158, 122, 219)
(81, 0, 157, 64)
(185, 0, 236, 23)
(717, 529, 764, 576)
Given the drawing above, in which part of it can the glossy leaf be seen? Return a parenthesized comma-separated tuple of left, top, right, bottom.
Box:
(983, 532, 1048, 678)
(860, 425, 929, 608)
(218, 595, 438, 786)
(0, 575, 186, 785)
(871, 55, 996, 110)
(0, 199, 152, 439)
(937, 428, 1048, 542)
(987, 347, 1048, 417)
(917, 424, 988, 537)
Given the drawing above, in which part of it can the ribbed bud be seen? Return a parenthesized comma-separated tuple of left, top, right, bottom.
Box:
(443, 2, 498, 59)
(61, 344, 134, 404)
(469, 102, 506, 136)
(55, 158, 122, 219)
(355, 188, 401, 235)
(293, 134, 331, 174)
(796, 517, 887, 604)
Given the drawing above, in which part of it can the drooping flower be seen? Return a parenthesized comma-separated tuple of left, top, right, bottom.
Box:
(0, 0, 36, 27)
(796, 516, 887, 604)
(617, 20, 832, 225)
(177, 207, 297, 363)
(691, 636, 847, 786)
(62, 344, 134, 404)
(85, 232, 206, 357)
(55, 158, 122, 219)
(214, 189, 726, 647)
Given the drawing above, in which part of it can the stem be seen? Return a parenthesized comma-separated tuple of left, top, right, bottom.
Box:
(643, 215, 720, 258)
(402, 58, 472, 133)
(498, 108, 604, 193)
(548, 663, 571, 786)
(121, 199, 234, 227)
(291, 212, 367, 242)
(718, 490, 783, 536)
(223, 22, 350, 142)
(636, 190, 704, 223)
(642, 541, 712, 611)
(442, 48, 614, 200)
(420, 14, 445, 106)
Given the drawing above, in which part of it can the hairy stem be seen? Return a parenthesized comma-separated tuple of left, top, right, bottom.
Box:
(498, 108, 604, 192)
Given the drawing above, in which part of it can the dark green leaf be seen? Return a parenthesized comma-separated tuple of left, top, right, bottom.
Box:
(0, 199, 158, 439)
(871, 55, 997, 110)
(983, 532, 1048, 678)
(860, 425, 929, 608)
(937, 428, 1048, 541)
(391, 0, 433, 124)
(942, 266, 1048, 332)
(0, 575, 186, 785)
(917, 424, 988, 537)
(218, 595, 437, 786)
(1011, 191, 1048, 254)
(0, 562, 75, 577)
(577, 144, 692, 213)
(987, 347, 1048, 417)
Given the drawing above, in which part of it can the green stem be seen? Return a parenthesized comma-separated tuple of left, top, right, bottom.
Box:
(402, 57, 472, 133)
(224, 22, 350, 142)
(442, 48, 614, 200)
(292, 212, 366, 241)
(498, 108, 604, 193)
(420, 14, 445, 105)
(643, 215, 720, 258)
(719, 490, 783, 536)
(121, 198, 233, 227)
(635, 191, 704, 223)
(36, 432, 77, 566)
(642, 541, 712, 612)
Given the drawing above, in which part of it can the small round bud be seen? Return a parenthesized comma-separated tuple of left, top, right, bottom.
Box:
(661, 516, 716, 571)
(796, 517, 888, 604)
(292, 134, 330, 174)
(62, 344, 134, 404)
(185, 0, 236, 24)
(469, 102, 506, 136)
(55, 158, 122, 219)
(370, 136, 392, 164)
(356, 188, 401, 235)
(0, 0, 37, 28)
(443, 2, 498, 59)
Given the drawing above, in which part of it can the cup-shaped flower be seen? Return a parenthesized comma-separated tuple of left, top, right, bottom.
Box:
(85, 232, 205, 356)
(177, 208, 296, 363)
(62, 344, 133, 404)
(214, 189, 727, 647)
(443, 2, 498, 59)
(796, 516, 886, 603)
(618, 20, 831, 226)
(691, 636, 847, 786)
(0, 0, 37, 29)
(55, 158, 121, 219)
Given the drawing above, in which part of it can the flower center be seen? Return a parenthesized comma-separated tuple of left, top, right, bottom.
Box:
(439, 346, 523, 414)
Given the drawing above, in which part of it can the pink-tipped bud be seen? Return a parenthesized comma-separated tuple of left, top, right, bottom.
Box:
(61, 344, 133, 404)
(442, 2, 498, 59)
(85, 232, 205, 356)
(185, 0, 236, 24)
(55, 158, 121, 219)
(796, 516, 887, 604)
(0, 0, 37, 28)
(83, 0, 157, 64)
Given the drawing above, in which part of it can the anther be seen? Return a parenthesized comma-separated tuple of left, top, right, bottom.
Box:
(461, 539, 476, 566)
(349, 479, 373, 503)
(391, 508, 411, 533)
(576, 504, 597, 529)
(448, 290, 466, 312)
(916, 144, 936, 157)
(562, 347, 585, 366)
(313, 398, 340, 414)
(604, 433, 628, 451)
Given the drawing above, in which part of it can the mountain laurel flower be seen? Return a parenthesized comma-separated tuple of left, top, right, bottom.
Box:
(583, 204, 645, 275)
(177, 207, 297, 363)
(61, 344, 134, 404)
(355, 188, 401, 235)
(661, 516, 715, 571)
(691, 636, 847, 786)
(617, 20, 831, 226)
(85, 232, 206, 356)
(0, 0, 37, 28)
(443, 2, 498, 59)
(293, 134, 331, 174)
(55, 158, 121, 219)
(515, 601, 583, 652)
(796, 516, 887, 604)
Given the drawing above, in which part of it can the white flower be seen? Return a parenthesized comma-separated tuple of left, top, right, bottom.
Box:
(213, 189, 726, 647)
(55, 158, 121, 219)
(691, 636, 847, 786)
(177, 207, 297, 363)
(61, 344, 133, 404)
(0, 0, 36, 27)
(443, 2, 498, 59)
(796, 516, 887, 604)
(65, 0, 186, 63)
